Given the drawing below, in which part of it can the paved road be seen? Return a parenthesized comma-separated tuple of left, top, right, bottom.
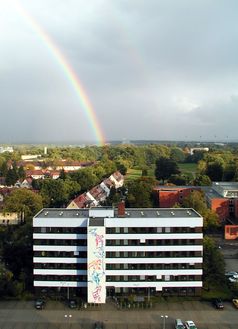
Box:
(0, 300, 237, 329)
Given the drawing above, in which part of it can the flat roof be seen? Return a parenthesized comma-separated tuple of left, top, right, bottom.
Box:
(155, 185, 200, 190)
(35, 207, 201, 219)
(89, 218, 104, 226)
(203, 186, 222, 199)
(212, 182, 238, 189)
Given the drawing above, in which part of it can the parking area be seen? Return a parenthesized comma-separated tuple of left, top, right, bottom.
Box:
(0, 300, 237, 329)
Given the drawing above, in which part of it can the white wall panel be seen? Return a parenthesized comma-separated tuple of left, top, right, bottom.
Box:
(34, 269, 87, 275)
(106, 233, 202, 240)
(34, 257, 87, 264)
(33, 246, 87, 252)
(34, 281, 87, 287)
(33, 233, 86, 240)
(105, 246, 203, 252)
(105, 217, 202, 228)
(106, 269, 202, 276)
(106, 281, 203, 288)
(33, 217, 88, 227)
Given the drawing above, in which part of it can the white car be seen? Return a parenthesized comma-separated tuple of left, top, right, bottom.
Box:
(228, 276, 238, 283)
(225, 271, 238, 279)
(184, 321, 197, 329)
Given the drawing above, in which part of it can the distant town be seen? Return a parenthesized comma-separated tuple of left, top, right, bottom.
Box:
(0, 141, 238, 328)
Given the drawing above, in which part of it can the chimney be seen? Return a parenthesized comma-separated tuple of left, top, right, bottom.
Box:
(118, 200, 125, 217)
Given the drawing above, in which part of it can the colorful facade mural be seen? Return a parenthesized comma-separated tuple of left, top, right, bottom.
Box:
(87, 226, 106, 303)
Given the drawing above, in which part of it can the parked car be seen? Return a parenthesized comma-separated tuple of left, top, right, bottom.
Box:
(225, 271, 238, 279)
(94, 322, 104, 329)
(34, 298, 45, 310)
(184, 321, 197, 329)
(175, 319, 185, 329)
(232, 299, 238, 308)
(228, 276, 238, 283)
(68, 299, 77, 309)
(212, 299, 224, 309)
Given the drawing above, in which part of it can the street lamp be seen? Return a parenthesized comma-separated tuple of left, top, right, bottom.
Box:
(64, 314, 72, 328)
(161, 315, 168, 329)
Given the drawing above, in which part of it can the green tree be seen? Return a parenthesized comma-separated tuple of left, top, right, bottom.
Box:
(3, 189, 43, 221)
(18, 165, 26, 180)
(2, 223, 33, 291)
(0, 161, 8, 177)
(69, 168, 99, 192)
(182, 190, 207, 213)
(203, 236, 225, 286)
(181, 190, 220, 231)
(126, 177, 157, 208)
(170, 147, 185, 163)
(206, 162, 224, 181)
(141, 167, 148, 177)
(116, 162, 127, 176)
(223, 163, 236, 181)
(5, 163, 19, 186)
(155, 157, 180, 183)
(168, 174, 189, 185)
(59, 169, 67, 180)
(193, 174, 212, 186)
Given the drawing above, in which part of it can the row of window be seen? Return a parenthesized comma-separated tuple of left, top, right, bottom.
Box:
(34, 251, 87, 258)
(34, 239, 87, 246)
(34, 274, 201, 282)
(33, 250, 202, 259)
(107, 275, 202, 282)
(111, 287, 197, 296)
(106, 263, 201, 270)
(34, 227, 87, 234)
(34, 275, 87, 281)
(106, 251, 202, 258)
(34, 239, 201, 247)
(34, 263, 200, 271)
(34, 263, 87, 270)
(106, 227, 202, 234)
(33, 227, 202, 235)
(106, 239, 202, 246)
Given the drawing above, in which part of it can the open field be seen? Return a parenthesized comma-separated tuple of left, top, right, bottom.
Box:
(179, 163, 197, 179)
(125, 168, 155, 181)
(125, 169, 142, 181)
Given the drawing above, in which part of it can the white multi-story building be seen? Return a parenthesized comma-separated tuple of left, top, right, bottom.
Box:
(33, 205, 203, 302)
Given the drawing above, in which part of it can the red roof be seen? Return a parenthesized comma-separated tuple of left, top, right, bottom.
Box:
(72, 193, 92, 208)
(112, 171, 124, 182)
(26, 170, 45, 176)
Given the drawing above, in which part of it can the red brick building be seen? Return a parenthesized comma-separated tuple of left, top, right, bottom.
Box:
(155, 183, 238, 231)
(205, 182, 238, 222)
(224, 225, 238, 240)
(154, 186, 201, 208)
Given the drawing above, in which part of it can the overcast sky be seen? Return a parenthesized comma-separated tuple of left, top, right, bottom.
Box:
(0, 0, 238, 144)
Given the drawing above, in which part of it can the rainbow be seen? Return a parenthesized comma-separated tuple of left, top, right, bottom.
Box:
(12, 1, 105, 146)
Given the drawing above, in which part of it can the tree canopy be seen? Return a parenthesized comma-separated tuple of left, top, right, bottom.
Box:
(181, 190, 220, 231)
(125, 177, 157, 208)
(203, 236, 225, 286)
(3, 189, 43, 221)
(155, 157, 180, 183)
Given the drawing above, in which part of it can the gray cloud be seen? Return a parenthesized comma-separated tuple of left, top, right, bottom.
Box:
(0, 0, 238, 143)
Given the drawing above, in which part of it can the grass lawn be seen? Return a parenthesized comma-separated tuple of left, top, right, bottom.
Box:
(201, 284, 233, 301)
(125, 168, 142, 181)
(179, 163, 198, 179)
(125, 168, 155, 181)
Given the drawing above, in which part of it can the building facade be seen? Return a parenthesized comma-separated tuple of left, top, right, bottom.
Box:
(205, 182, 238, 222)
(33, 206, 203, 302)
(154, 186, 201, 208)
(155, 182, 238, 224)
